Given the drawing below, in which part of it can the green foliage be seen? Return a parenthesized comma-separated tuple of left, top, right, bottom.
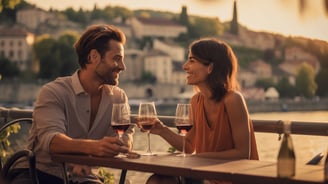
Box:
(140, 71, 157, 84)
(63, 5, 133, 24)
(0, 0, 31, 24)
(232, 46, 263, 67)
(0, 124, 21, 164)
(255, 78, 275, 91)
(136, 37, 153, 50)
(97, 167, 115, 184)
(295, 63, 317, 98)
(34, 33, 78, 79)
(62, 7, 88, 25)
(188, 16, 223, 38)
(167, 147, 176, 153)
(175, 8, 225, 46)
(276, 77, 297, 98)
(315, 68, 328, 96)
(262, 49, 282, 66)
(134, 9, 176, 19)
(0, 57, 20, 79)
(0, 0, 20, 12)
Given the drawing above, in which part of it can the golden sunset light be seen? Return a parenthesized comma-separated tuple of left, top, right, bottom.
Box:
(25, 0, 328, 41)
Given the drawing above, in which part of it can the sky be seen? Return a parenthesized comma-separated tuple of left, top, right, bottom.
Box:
(25, 0, 328, 42)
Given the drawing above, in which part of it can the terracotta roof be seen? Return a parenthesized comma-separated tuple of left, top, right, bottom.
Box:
(146, 49, 169, 57)
(0, 27, 30, 37)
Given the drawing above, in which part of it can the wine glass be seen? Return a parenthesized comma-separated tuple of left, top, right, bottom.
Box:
(111, 103, 131, 157)
(138, 102, 157, 156)
(175, 103, 194, 157)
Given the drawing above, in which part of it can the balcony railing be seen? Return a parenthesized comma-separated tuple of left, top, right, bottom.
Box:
(1, 107, 328, 136)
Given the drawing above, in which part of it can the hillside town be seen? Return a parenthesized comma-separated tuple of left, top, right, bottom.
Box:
(0, 2, 326, 106)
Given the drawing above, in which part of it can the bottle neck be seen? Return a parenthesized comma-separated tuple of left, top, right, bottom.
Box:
(283, 120, 291, 134)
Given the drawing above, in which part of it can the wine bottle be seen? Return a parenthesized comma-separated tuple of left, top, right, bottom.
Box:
(277, 120, 296, 178)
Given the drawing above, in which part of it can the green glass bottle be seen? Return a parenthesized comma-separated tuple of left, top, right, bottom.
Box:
(277, 120, 296, 178)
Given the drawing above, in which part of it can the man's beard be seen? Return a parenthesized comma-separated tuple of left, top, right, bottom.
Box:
(96, 70, 118, 85)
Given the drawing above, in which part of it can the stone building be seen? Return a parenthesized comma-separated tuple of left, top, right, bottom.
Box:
(0, 27, 35, 71)
(128, 17, 187, 39)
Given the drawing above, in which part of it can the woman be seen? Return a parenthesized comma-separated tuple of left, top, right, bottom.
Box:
(146, 38, 258, 184)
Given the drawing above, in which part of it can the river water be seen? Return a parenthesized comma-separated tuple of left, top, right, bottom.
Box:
(109, 110, 328, 183)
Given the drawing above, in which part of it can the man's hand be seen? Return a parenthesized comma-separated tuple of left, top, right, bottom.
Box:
(92, 136, 129, 157)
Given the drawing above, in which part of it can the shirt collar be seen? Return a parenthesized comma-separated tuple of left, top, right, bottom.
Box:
(71, 70, 85, 95)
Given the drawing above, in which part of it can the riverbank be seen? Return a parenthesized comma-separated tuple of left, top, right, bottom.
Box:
(1, 82, 327, 114)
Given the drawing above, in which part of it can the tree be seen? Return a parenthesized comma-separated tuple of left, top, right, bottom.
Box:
(90, 4, 103, 20)
(188, 17, 223, 38)
(0, 0, 20, 12)
(315, 68, 328, 97)
(140, 71, 156, 84)
(111, 6, 133, 23)
(57, 33, 79, 76)
(295, 63, 317, 98)
(34, 33, 78, 79)
(0, 57, 20, 79)
(276, 76, 297, 98)
(34, 36, 60, 79)
(255, 78, 275, 91)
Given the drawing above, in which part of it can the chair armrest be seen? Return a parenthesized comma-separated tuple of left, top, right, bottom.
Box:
(2, 149, 39, 184)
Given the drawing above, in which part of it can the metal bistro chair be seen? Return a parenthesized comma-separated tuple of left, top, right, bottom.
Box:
(0, 118, 39, 184)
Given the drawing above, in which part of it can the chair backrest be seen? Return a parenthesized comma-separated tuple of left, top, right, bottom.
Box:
(0, 118, 33, 168)
(0, 118, 39, 184)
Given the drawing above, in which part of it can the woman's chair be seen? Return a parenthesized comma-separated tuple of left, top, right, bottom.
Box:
(0, 118, 39, 184)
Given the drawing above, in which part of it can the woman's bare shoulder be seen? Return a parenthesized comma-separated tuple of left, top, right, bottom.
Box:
(224, 90, 245, 104)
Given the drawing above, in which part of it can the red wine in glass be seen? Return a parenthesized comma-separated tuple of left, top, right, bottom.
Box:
(175, 104, 194, 157)
(176, 124, 193, 134)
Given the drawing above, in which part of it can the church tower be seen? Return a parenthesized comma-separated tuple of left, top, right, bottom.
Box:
(230, 0, 239, 35)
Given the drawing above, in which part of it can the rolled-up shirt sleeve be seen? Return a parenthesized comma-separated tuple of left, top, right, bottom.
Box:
(33, 83, 67, 153)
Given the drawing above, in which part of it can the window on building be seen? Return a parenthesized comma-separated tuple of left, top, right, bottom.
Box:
(0, 40, 4, 47)
(10, 40, 13, 47)
(9, 50, 14, 58)
(18, 50, 22, 59)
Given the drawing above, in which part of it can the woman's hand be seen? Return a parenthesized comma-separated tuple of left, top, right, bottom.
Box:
(149, 118, 167, 135)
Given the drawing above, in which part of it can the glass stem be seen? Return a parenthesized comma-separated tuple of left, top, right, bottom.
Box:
(147, 132, 151, 153)
(182, 135, 186, 157)
(118, 131, 123, 141)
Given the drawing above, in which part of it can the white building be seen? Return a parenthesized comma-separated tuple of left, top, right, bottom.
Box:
(120, 49, 144, 81)
(16, 8, 54, 30)
(144, 50, 173, 84)
(238, 68, 257, 88)
(249, 59, 272, 78)
(128, 17, 187, 39)
(153, 39, 185, 61)
(0, 27, 35, 71)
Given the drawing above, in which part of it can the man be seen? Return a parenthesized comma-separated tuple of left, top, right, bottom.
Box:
(10, 24, 134, 184)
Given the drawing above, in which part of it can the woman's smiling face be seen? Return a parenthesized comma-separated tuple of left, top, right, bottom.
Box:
(182, 53, 211, 86)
